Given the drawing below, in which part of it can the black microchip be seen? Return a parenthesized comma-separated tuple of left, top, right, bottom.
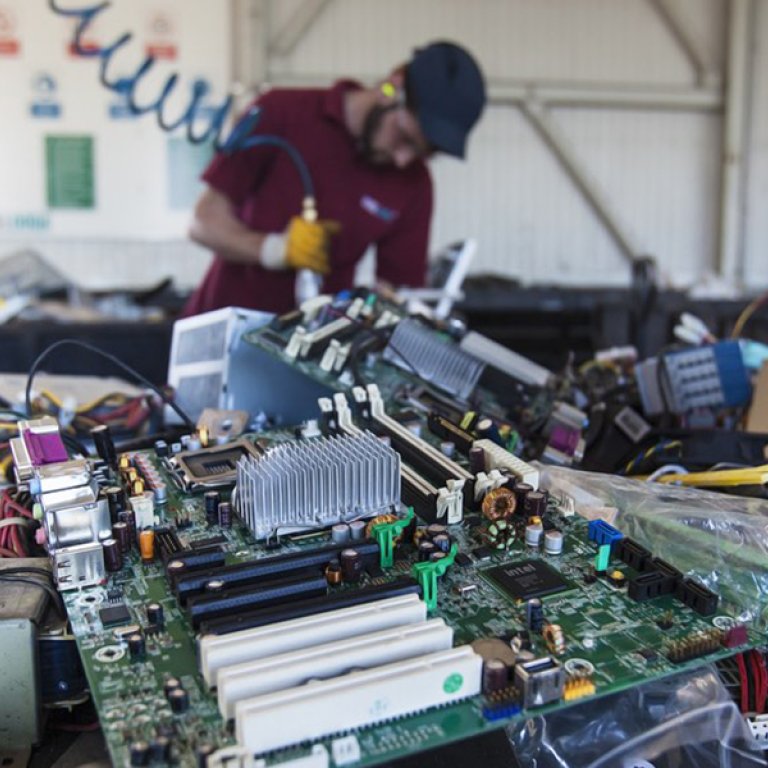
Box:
(99, 603, 131, 627)
(485, 559, 571, 601)
(454, 552, 472, 567)
(472, 546, 493, 561)
(638, 648, 658, 662)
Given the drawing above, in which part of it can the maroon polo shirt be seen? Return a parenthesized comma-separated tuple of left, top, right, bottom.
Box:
(183, 81, 433, 316)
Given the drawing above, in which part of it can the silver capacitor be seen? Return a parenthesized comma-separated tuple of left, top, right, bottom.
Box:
(331, 524, 351, 544)
(544, 530, 564, 555)
(524, 522, 543, 548)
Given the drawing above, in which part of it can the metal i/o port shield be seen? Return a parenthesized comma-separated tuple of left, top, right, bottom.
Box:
(514, 656, 565, 708)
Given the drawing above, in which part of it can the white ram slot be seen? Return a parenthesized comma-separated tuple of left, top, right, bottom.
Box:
(199, 594, 426, 687)
(235, 646, 482, 755)
(218, 618, 453, 718)
(473, 439, 540, 489)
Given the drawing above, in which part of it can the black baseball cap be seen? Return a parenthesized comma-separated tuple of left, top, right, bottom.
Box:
(405, 41, 486, 159)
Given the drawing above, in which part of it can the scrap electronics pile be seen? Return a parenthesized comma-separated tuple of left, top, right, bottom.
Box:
(2, 288, 768, 767)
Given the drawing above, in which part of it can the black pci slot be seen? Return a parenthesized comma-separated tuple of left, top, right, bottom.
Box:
(188, 574, 327, 629)
(173, 539, 380, 604)
(199, 577, 422, 635)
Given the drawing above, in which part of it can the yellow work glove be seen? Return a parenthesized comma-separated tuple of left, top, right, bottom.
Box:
(259, 216, 340, 275)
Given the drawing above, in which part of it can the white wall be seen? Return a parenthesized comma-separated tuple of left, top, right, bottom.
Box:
(1, 0, 765, 294)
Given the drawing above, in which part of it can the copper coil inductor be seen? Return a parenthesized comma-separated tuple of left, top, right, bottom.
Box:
(481, 487, 517, 522)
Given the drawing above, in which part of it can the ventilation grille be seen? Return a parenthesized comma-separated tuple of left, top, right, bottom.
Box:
(174, 319, 229, 365)
(236, 432, 401, 539)
(383, 319, 485, 400)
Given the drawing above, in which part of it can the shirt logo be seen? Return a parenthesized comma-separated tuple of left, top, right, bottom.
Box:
(360, 195, 398, 222)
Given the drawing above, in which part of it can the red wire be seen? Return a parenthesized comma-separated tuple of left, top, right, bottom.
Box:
(737, 652, 749, 713)
(754, 650, 768, 715)
(0, 546, 18, 557)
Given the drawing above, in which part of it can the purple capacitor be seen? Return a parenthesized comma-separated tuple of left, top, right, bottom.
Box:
(524, 490, 548, 518)
(514, 483, 534, 511)
(112, 521, 131, 553)
(103, 538, 122, 572)
(469, 446, 486, 475)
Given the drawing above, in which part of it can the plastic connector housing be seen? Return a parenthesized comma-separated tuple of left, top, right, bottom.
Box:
(615, 537, 652, 572)
(587, 519, 624, 548)
(675, 578, 719, 616)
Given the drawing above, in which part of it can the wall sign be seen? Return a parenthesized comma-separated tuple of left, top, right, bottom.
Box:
(145, 11, 177, 60)
(45, 135, 95, 209)
(30, 73, 62, 119)
(0, 5, 20, 56)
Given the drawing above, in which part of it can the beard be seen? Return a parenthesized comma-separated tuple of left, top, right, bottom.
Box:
(358, 103, 398, 164)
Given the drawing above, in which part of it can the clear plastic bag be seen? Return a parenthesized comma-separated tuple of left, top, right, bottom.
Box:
(540, 465, 768, 629)
(508, 665, 764, 767)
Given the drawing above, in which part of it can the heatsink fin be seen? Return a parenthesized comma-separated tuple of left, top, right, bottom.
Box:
(236, 432, 400, 539)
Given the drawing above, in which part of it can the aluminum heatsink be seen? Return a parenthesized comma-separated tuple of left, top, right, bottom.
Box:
(236, 432, 400, 539)
(383, 319, 485, 400)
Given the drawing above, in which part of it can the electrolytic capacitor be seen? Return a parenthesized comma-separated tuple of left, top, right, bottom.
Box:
(196, 744, 215, 768)
(168, 687, 189, 714)
(105, 486, 125, 523)
(544, 530, 564, 556)
(91, 424, 117, 467)
(127, 632, 145, 661)
(525, 490, 548, 518)
(476, 417, 502, 445)
(129, 741, 150, 767)
(166, 560, 186, 581)
(348, 520, 366, 540)
(325, 561, 342, 586)
(139, 529, 155, 563)
(218, 502, 232, 528)
(164, 677, 183, 697)
(439, 440, 456, 459)
(146, 602, 164, 627)
(526, 598, 545, 633)
(514, 483, 534, 510)
(103, 538, 122, 572)
(418, 540, 437, 562)
(131, 479, 145, 497)
(152, 482, 168, 504)
(432, 533, 452, 553)
(204, 491, 220, 526)
(482, 658, 509, 694)
(112, 521, 130, 553)
(331, 524, 351, 544)
(154, 440, 169, 458)
(469, 446, 486, 474)
(340, 548, 363, 583)
(120, 509, 137, 545)
(525, 522, 543, 548)
(149, 737, 171, 763)
(426, 524, 448, 540)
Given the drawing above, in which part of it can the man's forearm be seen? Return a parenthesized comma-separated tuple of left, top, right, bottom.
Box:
(189, 216, 266, 265)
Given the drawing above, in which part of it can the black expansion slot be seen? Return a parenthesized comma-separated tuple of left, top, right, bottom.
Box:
(199, 577, 422, 635)
(188, 574, 328, 629)
(427, 412, 474, 455)
(173, 539, 380, 604)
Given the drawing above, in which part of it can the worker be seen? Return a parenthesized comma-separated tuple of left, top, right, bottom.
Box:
(183, 41, 486, 316)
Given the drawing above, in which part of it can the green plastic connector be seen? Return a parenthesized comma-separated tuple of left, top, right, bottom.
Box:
(371, 508, 415, 569)
(412, 542, 458, 612)
(596, 543, 611, 573)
